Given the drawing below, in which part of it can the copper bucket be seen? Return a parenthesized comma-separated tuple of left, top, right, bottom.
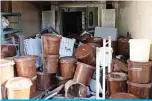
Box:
(75, 43, 96, 66)
(128, 60, 152, 84)
(91, 37, 102, 47)
(117, 37, 129, 56)
(107, 72, 127, 96)
(60, 56, 77, 79)
(110, 93, 138, 99)
(13, 55, 37, 78)
(56, 76, 70, 85)
(65, 80, 87, 98)
(44, 55, 59, 73)
(77, 34, 93, 43)
(73, 62, 95, 85)
(42, 34, 61, 55)
(37, 72, 52, 90)
(111, 41, 116, 58)
(127, 80, 151, 99)
(1, 44, 17, 57)
(30, 76, 37, 95)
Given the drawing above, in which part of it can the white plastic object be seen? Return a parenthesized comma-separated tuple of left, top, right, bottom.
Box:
(59, 37, 76, 57)
(89, 79, 102, 93)
(129, 39, 151, 62)
(0, 83, 1, 99)
(24, 38, 41, 56)
(96, 36, 112, 99)
(0, 59, 15, 68)
(2, 16, 9, 28)
(5, 77, 32, 90)
(36, 57, 41, 68)
(94, 27, 117, 41)
(97, 47, 113, 67)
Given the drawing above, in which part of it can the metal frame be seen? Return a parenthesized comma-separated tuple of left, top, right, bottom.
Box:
(96, 36, 112, 99)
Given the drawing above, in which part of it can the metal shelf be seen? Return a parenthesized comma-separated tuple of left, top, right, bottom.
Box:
(1, 12, 21, 16)
(3, 29, 22, 35)
(1, 12, 23, 56)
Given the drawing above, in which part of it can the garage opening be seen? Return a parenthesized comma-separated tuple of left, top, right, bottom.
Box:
(62, 12, 82, 37)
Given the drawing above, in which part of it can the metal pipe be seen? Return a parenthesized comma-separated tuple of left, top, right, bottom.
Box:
(108, 36, 112, 73)
(44, 92, 58, 100)
(102, 39, 106, 99)
(96, 47, 100, 99)
(41, 37, 45, 73)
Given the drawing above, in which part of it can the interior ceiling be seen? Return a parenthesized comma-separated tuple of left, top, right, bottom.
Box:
(27, 1, 117, 10)
(27, 1, 99, 10)
(28, 1, 101, 6)
(27, 1, 51, 10)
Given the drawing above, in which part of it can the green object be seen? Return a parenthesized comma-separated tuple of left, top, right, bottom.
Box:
(36, 34, 39, 38)
(52, 32, 57, 35)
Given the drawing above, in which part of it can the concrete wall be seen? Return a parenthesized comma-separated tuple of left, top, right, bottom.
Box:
(12, 1, 41, 37)
(118, 1, 152, 59)
(118, 1, 152, 39)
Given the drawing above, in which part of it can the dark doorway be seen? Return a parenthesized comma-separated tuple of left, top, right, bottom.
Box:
(62, 12, 82, 37)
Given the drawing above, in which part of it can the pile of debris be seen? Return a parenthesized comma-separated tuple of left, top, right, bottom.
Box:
(0, 31, 102, 99)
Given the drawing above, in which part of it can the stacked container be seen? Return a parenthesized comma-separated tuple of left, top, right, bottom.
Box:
(74, 43, 96, 86)
(5, 77, 32, 99)
(13, 55, 37, 95)
(127, 39, 152, 99)
(63, 43, 96, 98)
(0, 59, 15, 99)
(59, 56, 77, 79)
(37, 34, 61, 90)
(107, 72, 127, 96)
(117, 36, 129, 57)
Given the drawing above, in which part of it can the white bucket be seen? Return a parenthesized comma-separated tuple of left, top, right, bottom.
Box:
(129, 39, 151, 62)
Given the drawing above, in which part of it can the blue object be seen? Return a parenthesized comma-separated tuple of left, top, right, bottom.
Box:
(26, 26, 60, 39)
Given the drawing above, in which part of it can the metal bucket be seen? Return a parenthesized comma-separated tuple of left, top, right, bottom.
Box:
(127, 80, 151, 99)
(13, 55, 37, 78)
(110, 93, 138, 99)
(75, 43, 96, 66)
(107, 72, 127, 96)
(117, 37, 129, 56)
(91, 37, 102, 47)
(37, 72, 52, 90)
(30, 76, 37, 95)
(65, 80, 87, 98)
(60, 56, 77, 79)
(128, 60, 152, 84)
(42, 34, 61, 55)
(44, 55, 59, 73)
(73, 62, 95, 86)
(56, 76, 70, 86)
